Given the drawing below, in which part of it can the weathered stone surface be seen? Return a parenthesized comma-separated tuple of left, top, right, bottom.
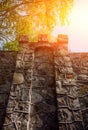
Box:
(16, 60, 25, 68)
(70, 53, 88, 130)
(57, 94, 67, 107)
(32, 75, 55, 88)
(29, 46, 58, 130)
(77, 74, 88, 81)
(56, 48, 68, 56)
(19, 34, 30, 43)
(0, 51, 17, 129)
(13, 73, 24, 84)
(79, 95, 88, 109)
(82, 109, 88, 130)
(73, 110, 82, 121)
(75, 122, 84, 130)
(0, 40, 88, 130)
(58, 108, 74, 122)
(55, 45, 85, 130)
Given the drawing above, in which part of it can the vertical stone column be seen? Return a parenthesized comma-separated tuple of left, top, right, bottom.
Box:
(3, 35, 34, 130)
(29, 43, 58, 130)
(54, 35, 84, 130)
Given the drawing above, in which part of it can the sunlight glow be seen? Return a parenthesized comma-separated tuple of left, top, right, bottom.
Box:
(52, 0, 88, 52)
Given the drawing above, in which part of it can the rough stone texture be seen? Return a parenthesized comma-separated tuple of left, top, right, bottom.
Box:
(0, 51, 17, 129)
(3, 42, 59, 130)
(54, 44, 84, 130)
(3, 43, 33, 130)
(30, 46, 58, 130)
(0, 36, 88, 130)
(70, 53, 88, 130)
(70, 53, 88, 95)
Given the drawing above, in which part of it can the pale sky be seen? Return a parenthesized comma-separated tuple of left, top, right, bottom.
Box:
(1, 0, 88, 52)
(52, 0, 88, 52)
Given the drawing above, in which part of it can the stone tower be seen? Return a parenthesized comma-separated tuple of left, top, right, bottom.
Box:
(3, 34, 84, 130)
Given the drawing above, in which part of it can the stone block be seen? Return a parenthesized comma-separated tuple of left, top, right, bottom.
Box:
(30, 114, 43, 128)
(73, 98, 80, 109)
(34, 62, 54, 76)
(67, 97, 74, 108)
(57, 49, 68, 56)
(25, 72, 32, 83)
(3, 124, 15, 130)
(55, 57, 65, 66)
(19, 34, 30, 43)
(57, 34, 68, 44)
(16, 54, 23, 60)
(16, 60, 25, 69)
(14, 101, 29, 113)
(68, 86, 78, 97)
(75, 122, 84, 130)
(59, 124, 67, 130)
(13, 73, 24, 84)
(56, 86, 66, 94)
(30, 111, 58, 129)
(59, 67, 73, 73)
(32, 75, 55, 88)
(62, 79, 76, 86)
(35, 46, 53, 57)
(73, 110, 82, 121)
(21, 89, 30, 101)
(65, 73, 75, 79)
(38, 34, 48, 42)
(67, 124, 76, 130)
(82, 109, 88, 130)
(31, 91, 43, 103)
(35, 55, 53, 63)
(58, 108, 74, 123)
(24, 54, 33, 62)
(24, 62, 33, 69)
(79, 95, 88, 109)
(6, 100, 17, 113)
(57, 95, 68, 107)
(78, 74, 88, 81)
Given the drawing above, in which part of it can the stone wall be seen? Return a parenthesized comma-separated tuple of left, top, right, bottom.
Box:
(3, 36, 82, 130)
(0, 51, 17, 129)
(31, 46, 58, 130)
(54, 44, 84, 130)
(3, 41, 59, 130)
(70, 53, 88, 130)
(70, 53, 88, 96)
(0, 36, 88, 130)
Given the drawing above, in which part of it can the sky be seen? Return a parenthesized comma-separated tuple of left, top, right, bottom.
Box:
(52, 0, 88, 52)
(1, 0, 88, 52)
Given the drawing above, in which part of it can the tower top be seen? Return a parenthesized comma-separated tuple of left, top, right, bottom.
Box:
(57, 34, 68, 44)
(19, 34, 30, 44)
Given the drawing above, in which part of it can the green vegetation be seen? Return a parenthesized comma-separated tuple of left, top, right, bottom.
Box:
(3, 41, 19, 51)
(0, 0, 74, 50)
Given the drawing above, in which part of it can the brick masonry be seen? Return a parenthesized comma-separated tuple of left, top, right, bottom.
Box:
(0, 35, 88, 130)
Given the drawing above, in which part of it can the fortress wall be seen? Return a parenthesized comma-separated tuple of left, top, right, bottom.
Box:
(0, 51, 17, 129)
(0, 35, 88, 130)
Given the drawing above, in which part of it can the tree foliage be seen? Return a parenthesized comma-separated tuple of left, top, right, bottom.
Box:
(0, 0, 74, 49)
(3, 40, 19, 51)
